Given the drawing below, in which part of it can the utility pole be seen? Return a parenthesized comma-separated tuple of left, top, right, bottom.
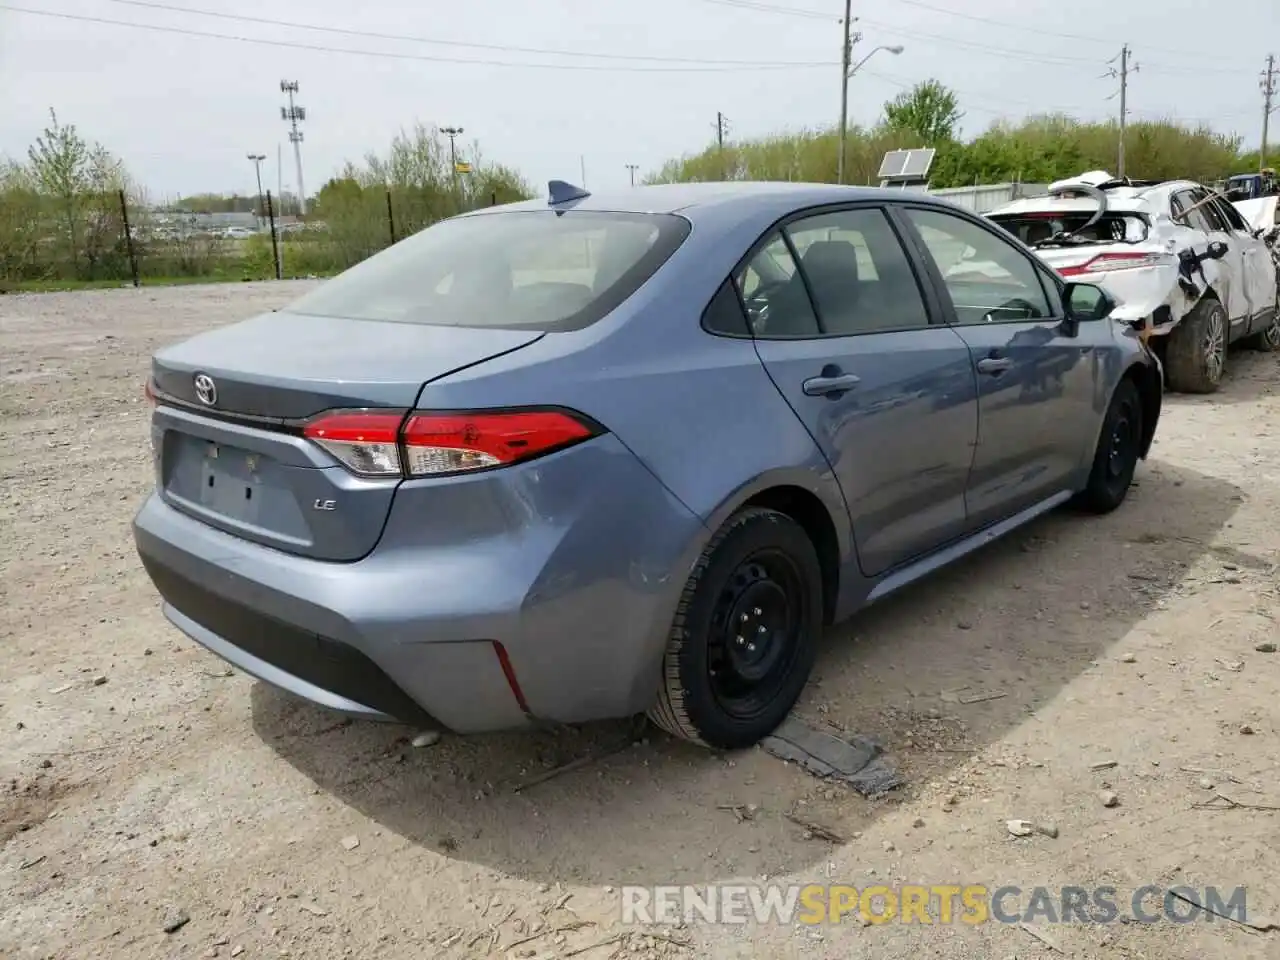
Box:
(246, 153, 266, 229)
(1261, 54, 1277, 171)
(837, 0, 855, 184)
(279, 80, 307, 216)
(1107, 46, 1138, 179)
(625, 163, 639, 187)
(715, 112, 730, 179)
(441, 126, 464, 199)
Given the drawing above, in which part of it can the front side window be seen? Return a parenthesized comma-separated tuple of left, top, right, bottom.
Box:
(903, 207, 1051, 324)
(286, 210, 690, 331)
(784, 208, 931, 335)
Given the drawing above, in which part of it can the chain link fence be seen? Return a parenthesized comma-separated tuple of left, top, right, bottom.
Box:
(0, 185, 507, 292)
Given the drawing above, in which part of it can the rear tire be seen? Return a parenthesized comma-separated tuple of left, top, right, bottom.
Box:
(648, 508, 821, 750)
(1245, 312, 1280, 352)
(1074, 378, 1143, 514)
(1164, 297, 1228, 393)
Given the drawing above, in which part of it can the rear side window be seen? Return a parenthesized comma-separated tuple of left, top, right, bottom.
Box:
(1209, 195, 1250, 233)
(785, 208, 931, 334)
(732, 233, 821, 338)
(286, 211, 690, 331)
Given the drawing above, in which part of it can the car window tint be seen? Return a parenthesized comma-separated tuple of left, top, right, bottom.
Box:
(286, 211, 689, 331)
(1175, 190, 1213, 233)
(1210, 195, 1250, 232)
(903, 207, 1051, 324)
(732, 234, 820, 338)
(784, 208, 930, 334)
(1035, 265, 1065, 316)
(702, 278, 750, 336)
(1194, 189, 1228, 231)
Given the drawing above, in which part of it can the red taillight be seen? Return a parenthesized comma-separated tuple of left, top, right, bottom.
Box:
(144, 379, 156, 405)
(302, 408, 598, 478)
(303, 410, 406, 477)
(1057, 252, 1169, 276)
(401, 410, 595, 476)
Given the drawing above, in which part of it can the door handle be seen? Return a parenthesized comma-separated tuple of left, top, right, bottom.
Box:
(976, 356, 1013, 375)
(802, 371, 861, 397)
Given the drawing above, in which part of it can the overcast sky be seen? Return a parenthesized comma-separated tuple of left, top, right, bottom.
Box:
(0, 0, 1274, 200)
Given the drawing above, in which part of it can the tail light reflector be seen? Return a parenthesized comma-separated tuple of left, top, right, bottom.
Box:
(144, 379, 156, 405)
(1057, 252, 1170, 276)
(302, 408, 599, 478)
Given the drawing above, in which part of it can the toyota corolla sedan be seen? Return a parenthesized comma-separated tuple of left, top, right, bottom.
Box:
(134, 180, 1162, 750)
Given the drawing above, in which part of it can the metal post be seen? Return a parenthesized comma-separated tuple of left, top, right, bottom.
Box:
(837, 0, 853, 184)
(118, 189, 139, 287)
(247, 153, 266, 229)
(266, 190, 282, 280)
(386, 189, 396, 245)
(1262, 54, 1276, 171)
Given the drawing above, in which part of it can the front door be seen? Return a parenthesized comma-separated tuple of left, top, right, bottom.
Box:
(895, 205, 1103, 530)
(739, 207, 979, 577)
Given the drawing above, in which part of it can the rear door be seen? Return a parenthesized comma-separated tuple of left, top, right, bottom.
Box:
(1210, 193, 1278, 331)
(1173, 188, 1251, 331)
(742, 205, 979, 577)
(895, 204, 1102, 530)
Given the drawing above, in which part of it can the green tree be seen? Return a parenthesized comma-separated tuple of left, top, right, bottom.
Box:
(25, 108, 129, 279)
(883, 80, 964, 145)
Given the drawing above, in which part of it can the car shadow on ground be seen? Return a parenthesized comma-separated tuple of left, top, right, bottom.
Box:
(253, 460, 1239, 888)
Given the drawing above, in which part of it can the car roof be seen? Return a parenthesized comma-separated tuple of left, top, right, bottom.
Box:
(464, 181, 955, 221)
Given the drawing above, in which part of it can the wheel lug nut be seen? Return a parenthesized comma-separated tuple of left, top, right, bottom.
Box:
(740, 613, 749, 623)
(752, 607, 762, 616)
(747, 643, 756, 652)
(757, 625, 767, 634)
(736, 636, 745, 645)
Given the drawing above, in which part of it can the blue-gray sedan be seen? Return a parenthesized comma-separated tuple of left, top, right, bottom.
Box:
(133, 181, 1162, 750)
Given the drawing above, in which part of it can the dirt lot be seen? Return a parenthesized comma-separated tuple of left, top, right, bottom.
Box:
(2, 283, 1279, 960)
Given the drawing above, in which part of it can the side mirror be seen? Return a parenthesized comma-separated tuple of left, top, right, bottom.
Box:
(1206, 240, 1229, 260)
(1063, 282, 1115, 323)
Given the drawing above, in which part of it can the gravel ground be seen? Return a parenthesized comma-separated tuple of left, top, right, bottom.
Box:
(2, 283, 1279, 960)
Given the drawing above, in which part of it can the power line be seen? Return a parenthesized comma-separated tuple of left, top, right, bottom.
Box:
(66, 0, 839, 68)
(884, 0, 1221, 59)
(691, 0, 835, 21)
(689, 0, 1256, 73)
(0, 5, 836, 72)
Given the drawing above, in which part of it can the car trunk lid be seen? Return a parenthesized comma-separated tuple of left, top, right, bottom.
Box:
(149, 311, 543, 561)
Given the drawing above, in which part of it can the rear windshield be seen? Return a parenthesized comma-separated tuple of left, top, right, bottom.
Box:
(286, 210, 691, 331)
(990, 212, 1149, 246)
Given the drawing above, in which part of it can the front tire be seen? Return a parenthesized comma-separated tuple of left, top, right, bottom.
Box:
(1074, 378, 1143, 514)
(1164, 297, 1227, 393)
(648, 508, 821, 750)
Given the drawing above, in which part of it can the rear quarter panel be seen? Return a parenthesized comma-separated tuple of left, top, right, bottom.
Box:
(413, 212, 853, 552)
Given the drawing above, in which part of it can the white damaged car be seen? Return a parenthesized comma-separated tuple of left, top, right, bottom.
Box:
(988, 171, 1280, 393)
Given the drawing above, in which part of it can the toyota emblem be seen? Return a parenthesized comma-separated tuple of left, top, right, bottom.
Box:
(193, 373, 217, 406)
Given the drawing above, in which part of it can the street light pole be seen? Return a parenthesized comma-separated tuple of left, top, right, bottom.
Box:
(836, 30, 905, 184)
(441, 126, 464, 202)
(247, 153, 266, 229)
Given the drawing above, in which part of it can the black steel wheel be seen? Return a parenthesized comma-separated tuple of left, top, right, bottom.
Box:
(648, 507, 822, 750)
(1075, 378, 1144, 514)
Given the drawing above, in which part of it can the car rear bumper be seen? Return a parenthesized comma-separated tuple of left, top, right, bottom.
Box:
(132, 434, 708, 733)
